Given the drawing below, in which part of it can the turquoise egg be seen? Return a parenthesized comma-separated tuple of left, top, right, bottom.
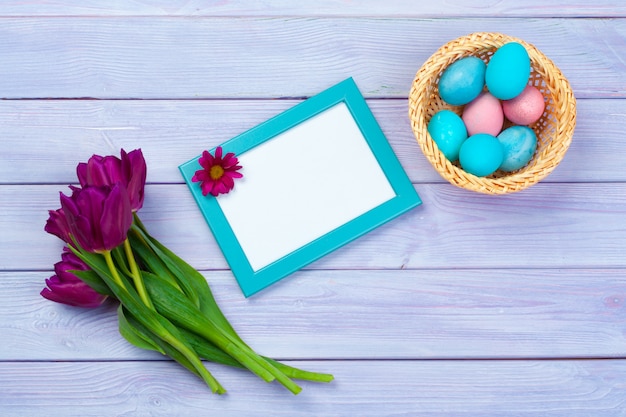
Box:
(485, 42, 531, 100)
(497, 125, 538, 172)
(438, 56, 486, 106)
(427, 110, 468, 162)
(459, 133, 504, 177)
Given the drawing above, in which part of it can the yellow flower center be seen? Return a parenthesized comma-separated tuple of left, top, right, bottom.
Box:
(209, 165, 225, 180)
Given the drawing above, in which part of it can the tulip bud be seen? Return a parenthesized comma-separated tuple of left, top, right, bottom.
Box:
(41, 248, 107, 308)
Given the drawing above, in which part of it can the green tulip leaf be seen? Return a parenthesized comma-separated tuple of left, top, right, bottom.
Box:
(117, 305, 165, 355)
(71, 269, 113, 296)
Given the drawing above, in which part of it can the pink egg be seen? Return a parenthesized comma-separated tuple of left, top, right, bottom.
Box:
(502, 84, 545, 125)
(462, 92, 504, 136)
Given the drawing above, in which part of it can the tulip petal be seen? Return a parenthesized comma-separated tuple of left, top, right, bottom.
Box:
(75, 187, 106, 251)
(122, 149, 147, 211)
(41, 278, 107, 308)
(101, 184, 133, 251)
(76, 162, 88, 187)
(60, 191, 97, 251)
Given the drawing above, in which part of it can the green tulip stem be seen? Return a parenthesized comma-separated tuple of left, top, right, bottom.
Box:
(103, 250, 127, 291)
(124, 238, 154, 310)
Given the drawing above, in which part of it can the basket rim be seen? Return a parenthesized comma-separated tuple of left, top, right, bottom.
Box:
(408, 32, 577, 194)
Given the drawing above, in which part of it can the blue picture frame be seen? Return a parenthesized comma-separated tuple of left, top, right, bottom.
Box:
(179, 78, 421, 296)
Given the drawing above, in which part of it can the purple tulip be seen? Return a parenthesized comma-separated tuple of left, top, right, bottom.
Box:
(41, 249, 107, 308)
(60, 183, 133, 253)
(44, 208, 73, 244)
(77, 149, 147, 212)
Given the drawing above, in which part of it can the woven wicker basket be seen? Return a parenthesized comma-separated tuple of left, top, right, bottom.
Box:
(408, 32, 576, 194)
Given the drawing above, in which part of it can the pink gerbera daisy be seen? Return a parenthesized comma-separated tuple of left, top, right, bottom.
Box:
(192, 146, 243, 196)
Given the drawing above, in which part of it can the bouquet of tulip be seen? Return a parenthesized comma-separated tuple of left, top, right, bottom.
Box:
(42, 148, 333, 395)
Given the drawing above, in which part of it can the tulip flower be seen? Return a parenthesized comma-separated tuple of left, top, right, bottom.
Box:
(44, 208, 73, 245)
(60, 183, 133, 253)
(41, 249, 107, 308)
(77, 149, 146, 212)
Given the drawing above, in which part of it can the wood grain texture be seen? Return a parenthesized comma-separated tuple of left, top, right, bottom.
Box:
(0, 98, 622, 184)
(0, 18, 622, 99)
(4, 183, 626, 271)
(1, 360, 625, 417)
(3, 269, 625, 361)
(0, 0, 624, 17)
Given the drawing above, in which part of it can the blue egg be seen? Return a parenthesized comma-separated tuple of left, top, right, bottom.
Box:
(427, 110, 468, 162)
(438, 56, 486, 105)
(486, 42, 531, 100)
(459, 133, 504, 177)
(497, 125, 538, 172)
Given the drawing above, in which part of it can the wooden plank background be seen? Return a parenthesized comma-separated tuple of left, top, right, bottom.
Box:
(0, 18, 623, 99)
(1, 1, 625, 416)
(0, 1, 624, 17)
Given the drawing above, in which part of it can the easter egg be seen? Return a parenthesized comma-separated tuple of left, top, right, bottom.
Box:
(462, 92, 504, 136)
(459, 133, 504, 177)
(438, 56, 486, 106)
(497, 125, 538, 172)
(485, 42, 531, 100)
(427, 110, 468, 162)
(502, 84, 545, 125)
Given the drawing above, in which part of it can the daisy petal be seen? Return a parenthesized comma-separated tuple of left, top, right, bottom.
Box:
(221, 174, 234, 190)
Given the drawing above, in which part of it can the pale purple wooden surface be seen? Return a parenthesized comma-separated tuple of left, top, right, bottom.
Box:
(1, 2, 625, 416)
